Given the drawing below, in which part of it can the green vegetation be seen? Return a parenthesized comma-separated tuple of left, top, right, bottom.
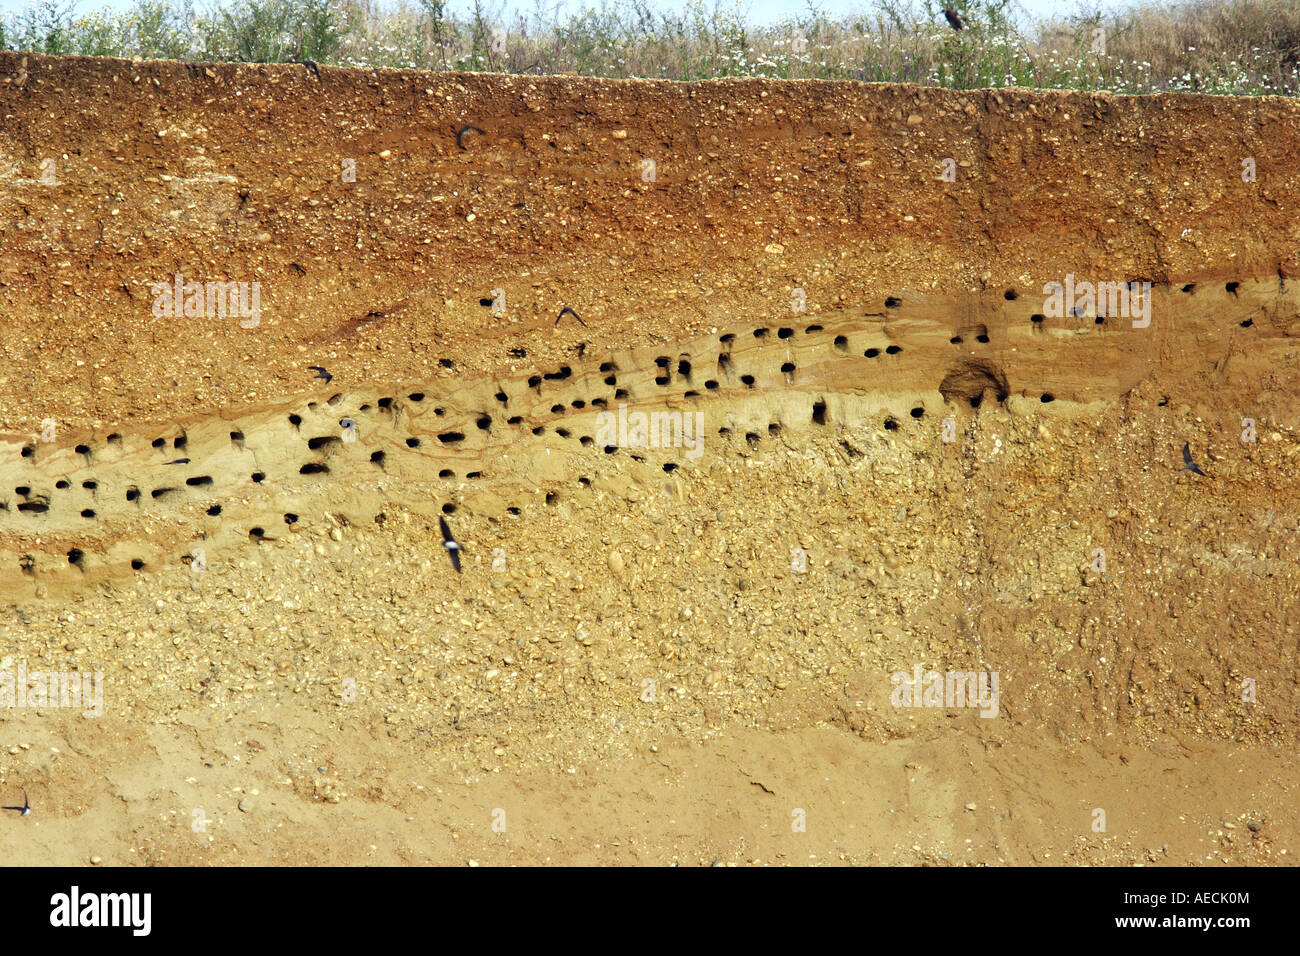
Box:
(2, 0, 1298, 94)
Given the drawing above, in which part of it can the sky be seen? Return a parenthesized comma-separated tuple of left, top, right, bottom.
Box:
(0, 0, 1135, 26)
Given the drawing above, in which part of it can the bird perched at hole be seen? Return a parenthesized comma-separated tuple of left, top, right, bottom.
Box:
(301, 59, 321, 80)
(308, 365, 333, 384)
(2, 790, 30, 816)
(943, 8, 964, 30)
(1181, 442, 1207, 476)
(439, 516, 463, 573)
(556, 306, 586, 328)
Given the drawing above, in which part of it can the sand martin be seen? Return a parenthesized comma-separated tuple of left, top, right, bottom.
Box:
(1181, 442, 1207, 476)
(2, 790, 30, 816)
(439, 516, 463, 573)
(556, 306, 586, 327)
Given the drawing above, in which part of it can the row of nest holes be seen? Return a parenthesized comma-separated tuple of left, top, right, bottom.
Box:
(11, 441, 503, 516)
(12, 395, 944, 511)
(14, 283, 1260, 461)
(51, 502, 456, 573)
(718, 323, 824, 346)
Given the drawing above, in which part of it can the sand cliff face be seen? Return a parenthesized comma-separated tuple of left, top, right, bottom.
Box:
(0, 53, 1296, 866)
(2, 51, 1299, 432)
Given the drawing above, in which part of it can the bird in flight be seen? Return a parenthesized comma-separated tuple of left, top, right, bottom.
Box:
(309, 365, 333, 384)
(439, 516, 463, 573)
(1181, 442, 1207, 476)
(164, 458, 191, 465)
(556, 306, 586, 327)
(2, 790, 30, 816)
(943, 8, 965, 30)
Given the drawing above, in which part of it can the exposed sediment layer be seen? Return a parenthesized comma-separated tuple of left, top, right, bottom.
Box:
(4, 277, 1295, 598)
(2, 53, 1300, 435)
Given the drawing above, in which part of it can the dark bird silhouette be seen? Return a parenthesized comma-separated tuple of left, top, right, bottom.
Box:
(301, 59, 321, 80)
(556, 306, 586, 327)
(439, 516, 463, 573)
(163, 458, 191, 465)
(1182, 442, 1207, 476)
(308, 365, 333, 384)
(2, 790, 30, 816)
(456, 124, 485, 150)
(944, 8, 964, 30)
